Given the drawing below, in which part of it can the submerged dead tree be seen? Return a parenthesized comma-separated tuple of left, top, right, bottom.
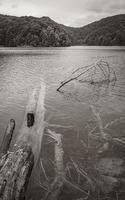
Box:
(56, 59, 125, 199)
(89, 105, 112, 154)
(45, 129, 64, 200)
(42, 129, 89, 200)
(89, 105, 125, 154)
(57, 59, 116, 92)
(57, 59, 118, 153)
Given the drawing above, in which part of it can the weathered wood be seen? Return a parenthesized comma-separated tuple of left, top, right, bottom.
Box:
(0, 144, 34, 200)
(0, 84, 46, 200)
(0, 117, 34, 200)
(57, 60, 117, 92)
(0, 119, 15, 158)
(44, 130, 89, 200)
(45, 130, 64, 200)
(17, 84, 45, 162)
(0, 88, 41, 199)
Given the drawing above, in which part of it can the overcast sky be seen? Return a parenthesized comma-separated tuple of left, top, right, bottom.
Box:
(0, 0, 125, 27)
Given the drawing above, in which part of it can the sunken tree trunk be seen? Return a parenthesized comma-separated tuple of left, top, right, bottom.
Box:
(45, 130, 64, 200)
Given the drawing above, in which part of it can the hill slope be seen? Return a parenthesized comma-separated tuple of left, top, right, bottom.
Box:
(0, 14, 125, 47)
(64, 14, 125, 46)
(0, 15, 71, 47)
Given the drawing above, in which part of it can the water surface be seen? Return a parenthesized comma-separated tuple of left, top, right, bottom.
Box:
(0, 46, 125, 199)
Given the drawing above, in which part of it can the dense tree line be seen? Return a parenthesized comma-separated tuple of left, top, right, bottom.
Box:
(0, 15, 71, 47)
(0, 14, 125, 47)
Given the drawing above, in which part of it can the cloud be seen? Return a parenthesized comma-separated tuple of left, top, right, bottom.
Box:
(0, 0, 3, 6)
(11, 4, 18, 9)
(0, 0, 125, 26)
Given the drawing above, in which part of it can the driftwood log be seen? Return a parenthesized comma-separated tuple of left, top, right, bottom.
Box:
(0, 84, 46, 200)
(0, 119, 34, 200)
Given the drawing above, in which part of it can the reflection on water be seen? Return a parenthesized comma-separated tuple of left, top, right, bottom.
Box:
(0, 46, 125, 199)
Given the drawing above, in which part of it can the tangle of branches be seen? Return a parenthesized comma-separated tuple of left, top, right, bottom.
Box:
(57, 59, 117, 92)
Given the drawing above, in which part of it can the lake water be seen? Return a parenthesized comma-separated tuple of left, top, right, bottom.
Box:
(0, 46, 125, 199)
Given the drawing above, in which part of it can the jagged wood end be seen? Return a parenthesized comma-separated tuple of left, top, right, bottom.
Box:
(0, 119, 15, 159)
(0, 144, 34, 200)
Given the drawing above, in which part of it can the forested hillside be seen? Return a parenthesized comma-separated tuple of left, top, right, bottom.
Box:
(0, 15, 71, 47)
(64, 14, 125, 46)
(0, 14, 125, 47)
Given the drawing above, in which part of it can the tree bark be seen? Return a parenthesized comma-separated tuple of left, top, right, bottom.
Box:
(45, 131, 64, 200)
(0, 144, 34, 200)
(0, 119, 15, 158)
(0, 117, 34, 200)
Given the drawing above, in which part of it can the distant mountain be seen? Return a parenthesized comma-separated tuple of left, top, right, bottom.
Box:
(64, 14, 125, 46)
(0, 14, 125, 47)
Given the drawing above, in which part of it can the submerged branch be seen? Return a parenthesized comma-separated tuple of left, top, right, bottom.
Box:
(57, 60, 117, 93)
(90, 105, 104, 136)
(45, 129, 64, 200)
